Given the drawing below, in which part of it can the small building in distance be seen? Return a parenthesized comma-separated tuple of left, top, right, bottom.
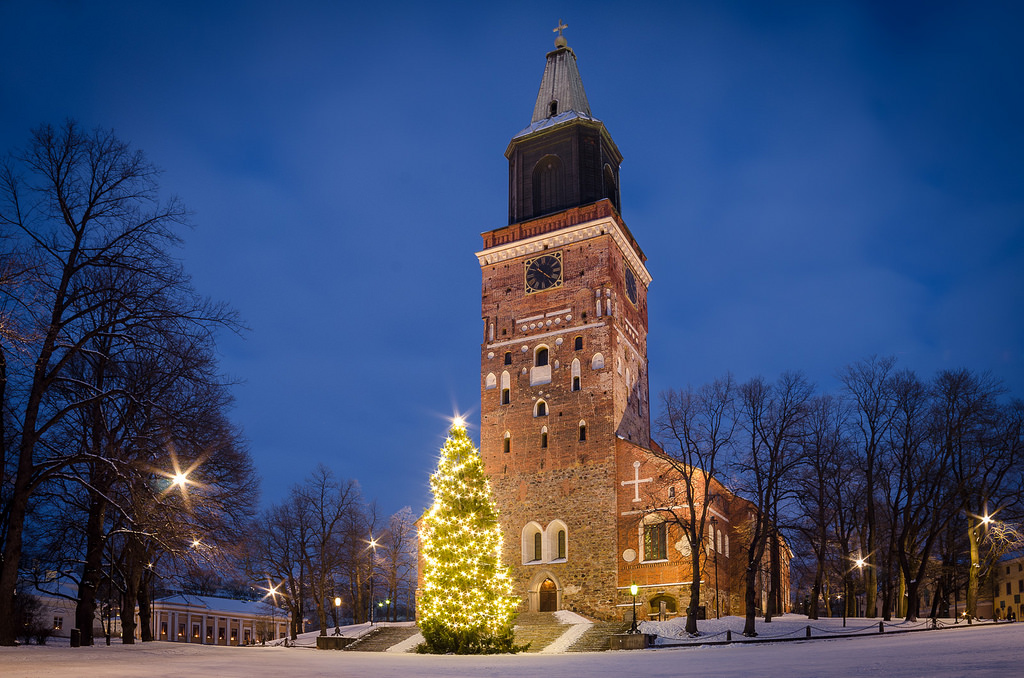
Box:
(993, 553, 1024, 620)
(138, 593, 287, 645)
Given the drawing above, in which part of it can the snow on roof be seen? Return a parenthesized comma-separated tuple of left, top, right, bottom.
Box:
(154, 593, 276, 616)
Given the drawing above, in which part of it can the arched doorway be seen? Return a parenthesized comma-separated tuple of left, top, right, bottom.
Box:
(539, 578, 557, 612)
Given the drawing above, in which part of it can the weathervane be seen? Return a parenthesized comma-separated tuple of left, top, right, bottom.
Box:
(553, 19, 568, 47)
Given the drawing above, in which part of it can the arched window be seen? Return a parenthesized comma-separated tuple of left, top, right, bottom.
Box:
(578, 420, 587, 442)
(504, 351, 512, 365)
(500, 371, 510, 405)
(534, 399, 548, 417)
(485, 372, 497, 389)
(571, 358, 581, 392)
(591, 353, 605, 370)
(548, 100, 558, 117)
(503, 431, 511, 454)
(725, 534, 730, 558)
(532, 155, 564, 216)
(603, 164, 618, 210)
(574, 336, 583, 350)
(545, 520, 568, 562)
(649, 595, 677, 617)
(540, 426, 548, 448)
(521, 522, 544, 564)
(643, 519, 667, 562)
(535, 346, 549, 367)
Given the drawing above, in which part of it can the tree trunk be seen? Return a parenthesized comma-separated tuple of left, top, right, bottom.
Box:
(76, 493, 107, 646)
(966, 518, 981, 618)
(809, 563, 822, 620)
(766, 529, 781, 621)
(742, 565, 758, 636)
(138, 574, 153, 642)
(685, 536, 701, 634)
(121, 563, 141, 644)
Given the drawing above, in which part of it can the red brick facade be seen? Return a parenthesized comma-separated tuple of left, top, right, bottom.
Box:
(476, 201, 789, 622)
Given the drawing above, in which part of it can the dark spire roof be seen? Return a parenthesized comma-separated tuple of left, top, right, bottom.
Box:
(530, 41, 592, 124)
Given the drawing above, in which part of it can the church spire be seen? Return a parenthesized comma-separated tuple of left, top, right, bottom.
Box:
(505, 26, 622, 225)
(530, 21, 591, 123)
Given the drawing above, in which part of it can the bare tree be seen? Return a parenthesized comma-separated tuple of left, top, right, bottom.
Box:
(884, 370, 958, 621)
(377, 507, 417, 621)
(838, 355, 897, 618)
(296, 465, 360, 635)
(734, 372, 812, 635)
(247, 495, 310, 640)
(936, 369, 1015, 618)
(0, 121, 242, 644)
(648, 375, 736, 634)
(793, 394, 847, 619)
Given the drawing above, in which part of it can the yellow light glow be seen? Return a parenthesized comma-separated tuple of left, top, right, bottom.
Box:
(855, 558, 865, 568)
(334, 596, 341, 607)
(172, 472, 188, 487)
(452, 415, 465, 428)
(630, 584, 638, 596)
(982, 514, 992, 525)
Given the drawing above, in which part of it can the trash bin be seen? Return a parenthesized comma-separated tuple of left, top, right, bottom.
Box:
(70, 629, 81, 648)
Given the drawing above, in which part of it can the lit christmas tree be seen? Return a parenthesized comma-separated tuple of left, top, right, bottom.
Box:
(417, 417, 522, 653)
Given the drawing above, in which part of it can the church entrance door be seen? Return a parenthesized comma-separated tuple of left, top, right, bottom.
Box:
(539, 579, 557, 612)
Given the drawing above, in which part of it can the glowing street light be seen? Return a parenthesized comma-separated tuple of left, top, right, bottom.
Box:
(172, 471, 188, 488)
(333, 596, 342, 636)
(368, 537, 380, 625)
(629, 583, 640, 634)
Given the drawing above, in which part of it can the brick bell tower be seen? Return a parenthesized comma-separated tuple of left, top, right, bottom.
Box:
(477, 26, 652, 619)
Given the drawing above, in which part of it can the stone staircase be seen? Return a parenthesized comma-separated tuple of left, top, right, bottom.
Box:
(566, 620, 630, 652)
(344, 624, 420, 652)
(513, 611, 572, 652)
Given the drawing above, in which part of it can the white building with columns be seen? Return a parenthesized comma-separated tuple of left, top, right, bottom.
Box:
(142, 594, 288, 645)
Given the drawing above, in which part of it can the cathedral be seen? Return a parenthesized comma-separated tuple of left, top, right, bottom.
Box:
(475, 29, 790, 622)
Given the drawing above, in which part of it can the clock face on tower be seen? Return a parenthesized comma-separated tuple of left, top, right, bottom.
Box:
(525, 252, 563, 294)
(624, 265, 638, 304)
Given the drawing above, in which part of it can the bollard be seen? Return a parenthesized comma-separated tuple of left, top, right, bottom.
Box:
(806, 625, 811, 638)
(726, 630, 732, 642)
(878, 621, 884, 633)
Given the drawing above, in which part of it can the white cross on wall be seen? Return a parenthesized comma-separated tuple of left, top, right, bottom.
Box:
(621, 460, 652, 503)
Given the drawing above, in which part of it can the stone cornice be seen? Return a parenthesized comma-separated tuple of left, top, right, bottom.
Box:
(476, 215, 652, 287)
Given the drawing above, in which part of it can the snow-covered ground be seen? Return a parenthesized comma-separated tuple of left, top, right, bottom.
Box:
(640, 612, 958, 643)
(2, 617, 1020, 678)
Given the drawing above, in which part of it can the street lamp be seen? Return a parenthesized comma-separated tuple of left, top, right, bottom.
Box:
(710, 516, 720, 619)
(367, 536, 379, 625)
(629, 583, 640, 634)
(333, 597, 342, 635)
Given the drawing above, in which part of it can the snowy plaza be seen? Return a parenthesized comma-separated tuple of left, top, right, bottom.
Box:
(2, 618, 1020, 678)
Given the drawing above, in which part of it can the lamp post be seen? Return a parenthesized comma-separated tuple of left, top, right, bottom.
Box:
(629, 583, 640, 634)
(333, 597, 342, 635)
(710, 516, 720, 619)
(367, 536, 379, 625)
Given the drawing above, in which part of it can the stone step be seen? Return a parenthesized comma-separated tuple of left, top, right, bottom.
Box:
(514, 611, 569, 653)
(567, 621, 631, 652)
(344, 625, 420, 652)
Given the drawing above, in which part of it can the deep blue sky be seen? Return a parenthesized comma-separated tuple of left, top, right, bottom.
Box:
(3, 1, 1022, 518)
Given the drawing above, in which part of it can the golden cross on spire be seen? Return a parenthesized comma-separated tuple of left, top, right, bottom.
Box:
(553, 19, 568, 37)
